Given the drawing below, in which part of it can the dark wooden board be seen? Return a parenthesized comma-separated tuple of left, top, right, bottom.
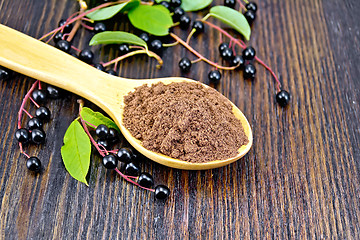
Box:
(0, 0, 359, 239)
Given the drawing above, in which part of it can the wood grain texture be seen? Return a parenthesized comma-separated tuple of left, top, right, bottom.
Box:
(0, 0, 359, 239)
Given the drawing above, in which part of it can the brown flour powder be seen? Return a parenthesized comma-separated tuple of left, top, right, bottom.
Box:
(123, 82, 249, 163)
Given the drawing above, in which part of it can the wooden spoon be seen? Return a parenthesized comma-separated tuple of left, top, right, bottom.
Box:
(0, 24, 252, 170)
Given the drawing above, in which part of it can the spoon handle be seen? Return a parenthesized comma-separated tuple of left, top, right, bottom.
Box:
(0, 24, 120, 105)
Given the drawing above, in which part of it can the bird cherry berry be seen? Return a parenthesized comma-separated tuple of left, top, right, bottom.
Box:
(208, 70, 222, 84)
(26, 157, 42, 172)
(107, 128, 119, 143)
(170, 0, 182, 9)
(93, 63, 105, 71)
(102, 154, 118, 169)
(95, 124, 109, 139)
(27, 117, 43, 130)
(179, 15, 191, 29)
(106, 69, 117, 76)
(0, 67, 12, 81)
(192, 21, 205, 34)
(220, 47, 233, 61)
(35, 107, 51, 122)
(32, 89, 47, 104)
(173, 7, 185, 22)
(224, 0, 236, 8)
(124, 162, 140, 176)
(116, 147, 133, 163)
(58, 19, 73, 33)
(93, 22, 106, 33)
(55, 40, 71, 53)
(31, 128, 46, 144)
(243, 63, 256, 80)
(139, 33, 150, 43)
(231, 55, 245, 69)
(218, 43, 229, 53)
(53, 32, 64, 43)
(97, 139, 110, 150)
(46, 85, 62, 99)
(15, 128, 30, 143)
(137, 173, 154, 188)
(79, 49, 94, 64)
(242, 46, 256, 60)
(119, 43, 130, 55)
(276, 90, 291, 107)
(155, 185, 170, 199)
(244, 10, 256, 25)
(179, 57, 192, 72)
(246, 2, 258, 12)
(150, 39, 163, 54)
(159, 1, 170, 9)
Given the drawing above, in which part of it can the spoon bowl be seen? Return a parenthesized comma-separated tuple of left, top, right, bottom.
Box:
(0, 24, 252, 170)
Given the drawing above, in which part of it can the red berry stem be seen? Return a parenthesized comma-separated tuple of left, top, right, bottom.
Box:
(83, 120, 97, 129)
(19, 143, 30, 158)
(22, 109, 33, 118)
(29, 97, 40, 108)
(201, 20, 282, 92)
(71, 45, 81, 52)
(80, 22, 94, 31)
(170, 33, 239, 70)
(114, 168, 155, 192)
(79, 117, 105, 157)
(236, 0, 246, 10)
(18, 80, 39, 129)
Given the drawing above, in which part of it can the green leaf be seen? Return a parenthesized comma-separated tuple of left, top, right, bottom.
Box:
(128, 5, 173, 36)
(86, 0, 140, 21)
(61, 120, 91, 185)
(154, 0, 212, 11)
(181, 0, 212, 11)
(89, 31, 148, 50)
(80, 107, 120, 133)
(209, 6, 251, 40)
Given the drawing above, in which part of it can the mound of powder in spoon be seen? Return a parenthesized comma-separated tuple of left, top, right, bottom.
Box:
(122, 82, 249, 163)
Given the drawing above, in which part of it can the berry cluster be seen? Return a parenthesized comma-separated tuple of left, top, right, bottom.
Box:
(92, 123, 170, 200)
(13, 80, 62, 173)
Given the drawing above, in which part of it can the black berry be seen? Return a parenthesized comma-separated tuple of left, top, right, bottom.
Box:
(150, 39, 163, 54)
(220, 47, 233, 61)
(32, 89, 47, 104)
(170, 0, 182, 8)
(102, 154, 118, 169)
(46, 85, 61, 99)
(243, 63, 256, 80)
(208, 70, 221, 84)
(53, 32, 64, 43)
(97, 139, 110, 150)
(242, 46, 256, 60)
(94, 22, 106, 33)
(79, 49, 94, 64)
(58, 19, 73, 33)
(231, 55, 245, 69)
(192, 21, 204, 34)
(245, 2, 257, 12)
(224, 0, 236, 8)
(26, 157, 41, 172)
(106, 69, 117, 76)
(107, 128, 119, 143)
(27, 117, 43, 130)
(179, 57, 192, 72)
(118, 43, 130, 55)
(155, 185, 170, 199)
(93, 63, 105, 71)
(95, 124, 109, 139)
(276, 90, 291, 107)
(159, 1, 170, 9)
(35, 107, 50, 122)
(31, 128, 46, 144)
(56, 40, 71, 53)
(124, 162, 140, 176)
(139, 33, 150, 43)
(15, 128, 30, 143)
(137, 173, 154, 188)
(0, 67, 12, 81)
(244, 10, 256, 25)
(116, 147, 133, 163)
(173, 7, 185, 22)
(179, 15, 191, 29)
(218, 43, 229, 53)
